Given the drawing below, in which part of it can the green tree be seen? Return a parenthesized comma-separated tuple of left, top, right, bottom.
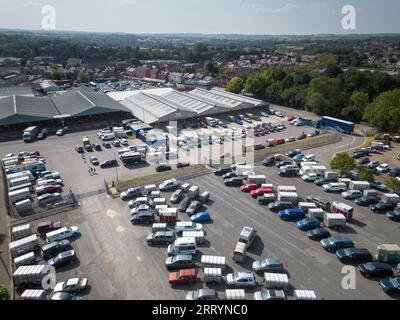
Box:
(363, 89, 400, 133)
(330, 153, 356, 176)
(77, 72, 89, 83)
(342, 90, 370, 122)
(356, 166, 375, 182)
(386, 178, 400, 193)
(0, 285, 10, 300)
(226, 77, 244, 94)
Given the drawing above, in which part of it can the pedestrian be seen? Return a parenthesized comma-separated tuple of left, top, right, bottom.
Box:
(93, 167, 97, 175)
(88, 168, 92, 176)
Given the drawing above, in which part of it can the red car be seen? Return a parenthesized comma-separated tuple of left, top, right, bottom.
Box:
(297, 133, 307, 140)
(275, 138, 285, 145)
(250, 188, 274, 199)
(287, 116, 296, 122)
(240, 183, 258, 193)
(36, 184, 62, 196)
(357, 157, 370, 165)
(169, 268, 198, 285)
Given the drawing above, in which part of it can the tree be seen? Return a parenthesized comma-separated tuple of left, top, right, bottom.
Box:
(363, 89, 400, 133)
(77, 72, 89, 83)
(356, 166, 375, 182)
(226, 77, 244, 94)
(330, 153, 356, 176)
(386, 178, 400, 193)
(0, 285, 10, 300)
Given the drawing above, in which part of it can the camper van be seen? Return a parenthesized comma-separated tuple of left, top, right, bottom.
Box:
(5, 161, 46, 176)
(167, 237, 197, 256)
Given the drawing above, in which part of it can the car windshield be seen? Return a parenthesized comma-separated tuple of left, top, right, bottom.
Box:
(391, 278, 400, 286)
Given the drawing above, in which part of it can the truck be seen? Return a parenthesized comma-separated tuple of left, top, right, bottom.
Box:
(375, 244, 400, 264)
(263, 273, 290, 290)
(23, 126, 40, 142)
(308, 208, 325, 220)
(8, 187, 32, 204)
(277, 192, 298, 205)
(381, 193, 400, 205)
(247, 175, 267, 185)
(13, 265, 48, 287)
(9, 234, 39, 258)
(332, 201, 354, 221)
(159, 208, 178, 224)
(294, 290, 317, 300)
(324, 213, 347, 229)
(321, 116, 354, 134)
(12, 224, 32, 241)
(121, 152, 146, 165)
(349, 181, 371, 191)
(82, 136, 92, 151)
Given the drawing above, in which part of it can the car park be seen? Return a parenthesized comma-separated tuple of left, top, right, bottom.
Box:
(54, 278, 89, 293)
(252, 258, 283, 274)
(321, 236, 354, 252)
(307, 228, 331, 241)
(336, 248, 373, 264)
(358, 262, 394, 278)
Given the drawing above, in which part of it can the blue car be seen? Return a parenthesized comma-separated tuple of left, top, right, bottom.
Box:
(278, 209, 306, 221)
(293, 154, 305, 162)
(297, 218, 321, 231)
(235, 119, 243, 125)
(191, 212, 210, 222)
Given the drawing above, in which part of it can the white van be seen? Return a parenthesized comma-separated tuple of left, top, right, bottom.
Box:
(167, 237, 197, 256)
(101, 133, 115, 141)
(46, 226, 80, 243)
(175, 222, 203, 234)
(322, 182, 347, 193)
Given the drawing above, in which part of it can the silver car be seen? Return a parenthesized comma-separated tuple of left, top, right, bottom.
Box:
(186, 289, 218, 300)
(341, 190, 363, 200)
(226, 272, 256, 288)
(254, 289, 286, 301)
(252, 258, 283, 274)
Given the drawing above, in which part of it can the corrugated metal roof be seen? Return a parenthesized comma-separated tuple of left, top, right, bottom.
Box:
(188, 88, 244, 109)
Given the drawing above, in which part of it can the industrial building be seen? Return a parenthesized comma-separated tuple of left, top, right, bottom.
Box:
(108, 87, 269, 126)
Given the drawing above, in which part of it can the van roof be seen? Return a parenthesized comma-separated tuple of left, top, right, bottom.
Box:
(240, 226, 255, 239)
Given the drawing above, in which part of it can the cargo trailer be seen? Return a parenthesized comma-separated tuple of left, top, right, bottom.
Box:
(263, 273, 289, 290)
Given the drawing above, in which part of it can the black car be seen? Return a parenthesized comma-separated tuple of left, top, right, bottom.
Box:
(268, 201, 294, 212)
(222, 172, 237, 180)
(370, 202, 395, 214)
(379, 277, 400, 296)
(178, 196, 191, 212)
(176, 161, 190, 168)
(336, 248, 373, 264)
(156, 163, 172, 172)
(130, 213, 155, 225)
(262, 157, 275, 166)
(102, 143, 112, 149)
(346, 171, 359, 181)
(100, 160, 118, 168)
(286, 150, 301, 158)
(307, 228, 331, 241)
(47, 250, 76, 268)
(370, 181, 389, 192)
(314, 178, 337, 187)
(146, 231, 175, 245)
(41, 240, 72, 260)
(224, 177, 243, 187)
(355, 196, 379, 206)
(279, 169, 298, 177)
(93, 144, 102, 151)
(214, 167, 232, 176)
(306, 196, 331, 211)
(352, 151, 365, 159)
(37, 129, 48, 140)
(389, 168, 400, 177)
(386, 210, 400, 222)
(358, 262, 394, 278)
(276, 161, 292, 168)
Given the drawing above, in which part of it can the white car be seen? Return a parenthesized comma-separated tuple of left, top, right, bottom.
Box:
(159, 178, 180, 191)
(54, 278, 89, 293)
(275, 112, 284, 117)
(226, 272, 256, 288)
(130, 205, 153, 216)
(261, 112, 269, 117)
(301, 173, 318, 182)
(376, 164, 390, 173)
(128, 197, 153, 209)
(119, 138, 129, 146)
(285, 136, 296, 143)
(175, 222, 203, 234)
(302, 154, 316, 162)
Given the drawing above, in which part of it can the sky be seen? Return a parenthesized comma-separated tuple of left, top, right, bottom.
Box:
(0, 0, 399, 35)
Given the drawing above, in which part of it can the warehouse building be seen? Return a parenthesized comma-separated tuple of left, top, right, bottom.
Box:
(108, 87, 269, 126)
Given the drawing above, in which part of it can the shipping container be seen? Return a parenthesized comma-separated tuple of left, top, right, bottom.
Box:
(321, 116, 354, 134)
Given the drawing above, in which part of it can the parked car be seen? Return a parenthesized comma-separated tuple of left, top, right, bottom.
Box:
(376, 164, 390, 174)
(357, 157, 370, 165)
(41, 240, 72, 260)
(269, 201, 294, 212)
(306, 196, 331, 211)
(56, 127, 68, 136)
(226, 272, 256, 288)
(262, 157, 275, 166)
(341, 190, 363, 200)
(359, 262, 394, 278)
(146, 231, 175, 245)
(369, 180, 389, 192)
(240, 183, 258, 193)
(75, 146, 84, 153)
(156, 163, 172, 172)
(224, 177, 244, 187)
(223, 172, 238, 180)
(159, 178, 180, 191)
(165, 255, 197, 270)
(352, 151, 365, 159)
(276, 160, 292, 168)
(254, 289, 286, 301)
(386, 210, 400, 222)
(191, 212, 210, 223)
(252, 258, 283, 274)
(214, 167, 232, 176)
(186, 201, 202, 216)
(47, 250, 76, 268)
(170, 189, 184, 204)
(51, 292, 82, 301)
(186, 289, 218, 301)
(379, 277, 400, 296)
(286, 149, 302, 158)
(169, 268, 198, 285)
(37, 193, 62, 207)
(355, 196, 379, 206)
(250, 187, 273, 199)
(297, 218, 320, 231)
(102, 143, 112, 149)
(336, 248, 373, 264)
(307, 228, 331, 241)
(278, 209, 306, 221)
(177, 161, 190, 168)
(100, 160, 118, 168)
(90, 156, 99, 166)
(370, 202, 395, 214)
(178, 196, 191, 213)
(321, 236, 354, 252)
(54, 278, 89, 293)
(302, 173, 318, 182)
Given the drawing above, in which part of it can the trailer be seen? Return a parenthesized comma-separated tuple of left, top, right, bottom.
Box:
(182, 231, 205, 245)
(201, 255, 227, 270)
(277, 186, 297, 193)
(235, 165, 253, 176)
(332, 201, 354, 221)
(9, 234, 39, 258)
(199, 191, 210, 204)
(6, 171, 34, 184)
(299, 202, 317, 212)
(152, 223, 167, 233)
(364, 189, 378, 197)
(308, 208, 325, 220)
(338, 178, 352, 186)
(324, 213, 347, 229)
(300, 165, 327, 176)
(294, 290, 317, 300)
(381, 193, 400, 205)
(20, 289, 46, 300)
(9, 183, 34, 193)
(321, 116, 354, 134)
(9, 176, 33, 188)
(150, 191, 161, 199)
(375, 244, 400, 264)
(188, 186, 200, 200)
(277, 192, 298, 205)
(14, 199, 33, 213)
(225, 289, 246, 300)
(12, 224, 32, 241)
(14, 252, 36, 267)
(204, 268, 223, 284)
(153, 198, 166, 207)
(155, 205, 169, 214)
(349, 181, 371, 191)
(181, 183, 191, 193)
(263, 273, 290, 290)
(159, 208, 178, 224)
(13, 265, 48, 287)
(8, 187, 32, 204)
